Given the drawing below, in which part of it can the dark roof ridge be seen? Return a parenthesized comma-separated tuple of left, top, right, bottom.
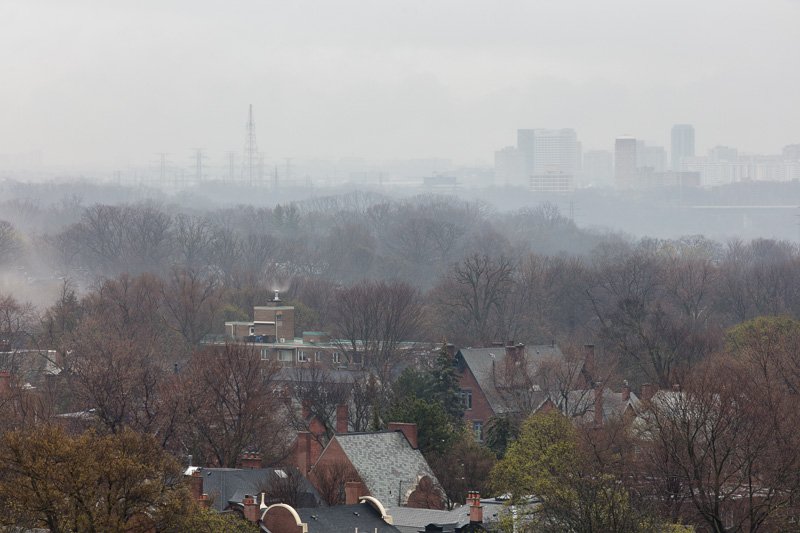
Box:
(335, 429, 405, 438)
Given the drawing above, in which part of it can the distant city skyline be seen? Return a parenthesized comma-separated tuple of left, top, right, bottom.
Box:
(1, 1, 798, 169)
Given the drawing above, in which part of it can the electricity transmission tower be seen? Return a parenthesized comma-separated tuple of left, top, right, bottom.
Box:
(156, 153, 171, 188)
(191, 148, 207, 185)
(241, 104, 259, 185)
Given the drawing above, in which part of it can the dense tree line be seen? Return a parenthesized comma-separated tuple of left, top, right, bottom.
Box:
(5, 191, 800, 530)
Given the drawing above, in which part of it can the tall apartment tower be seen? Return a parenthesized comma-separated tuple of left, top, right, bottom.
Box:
(517, 129, 536, 176)
(494, 146, 527, 187)
(584, 150, 614, 187)
(671, 124, 695, 171)
(533, 129, 578, 175)
(615, 137, 637, 189)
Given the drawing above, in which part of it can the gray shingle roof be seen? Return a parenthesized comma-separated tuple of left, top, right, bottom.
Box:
(197, 466, 322, 512)
(457, 345, 562, 415)
(295, 502, 401, 533)
(325, 430, 441, 507)
(388, 498, 505, 533)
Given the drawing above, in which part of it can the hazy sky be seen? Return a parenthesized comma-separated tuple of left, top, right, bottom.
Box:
(2, 0, 799, 168)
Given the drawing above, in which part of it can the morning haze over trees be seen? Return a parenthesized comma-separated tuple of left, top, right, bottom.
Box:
(2, 182, 800, 530)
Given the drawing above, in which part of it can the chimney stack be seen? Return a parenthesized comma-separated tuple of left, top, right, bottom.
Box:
(337, 404, 349, 434)
(296, 432, 312, 475)
(388, 422, 418, 449)
(641, 383, 654, 401)
(345, 481, 362, 505)
(622, 380, 630, 402)
(468, 491, 483, 523)
(267, 290, 282, 307)
(594, 383, 603, 425)
(242, 494, 260, 523)
(672, 384, 681, 393)
(190, 471, 209, 506)
(584, 345, 595, 389)
(241, 452, 262, 469)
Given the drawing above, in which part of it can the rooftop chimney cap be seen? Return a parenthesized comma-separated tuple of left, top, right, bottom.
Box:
(272, 290, 282, 302)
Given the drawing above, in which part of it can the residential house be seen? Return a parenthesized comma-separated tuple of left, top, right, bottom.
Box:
(535, 383, 641, 425)
(453, 342, 563, 440)
(187, 459, 323, 513)
(298, 421, 445, 509)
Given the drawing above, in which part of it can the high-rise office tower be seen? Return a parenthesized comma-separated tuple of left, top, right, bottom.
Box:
(494, 146, 527, 187)
(584, 150, 614, 187)
(615, 136, 637, 189)
(671, 124, 695, 171)
(517, 128, 579, 176)
(635, 142, 667, 172)
(517, 129, 536, 176)
(532, 129, 578, 175)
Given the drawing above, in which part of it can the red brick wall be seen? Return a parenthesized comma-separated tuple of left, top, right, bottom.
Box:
(309, 438, 368, 504)
(458, 364, 495, 429)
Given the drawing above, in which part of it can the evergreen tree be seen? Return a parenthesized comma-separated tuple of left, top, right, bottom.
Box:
(428, 338, 464, 424)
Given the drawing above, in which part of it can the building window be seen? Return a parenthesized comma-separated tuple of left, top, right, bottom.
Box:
(278, 350, 292, 362)
(260, 349, 269, 360)
(314, 351, 321, 362)
(298, 350, 307, 362)
(460, 389, 472, 409)
(473, 421, 483, 442)
(332, 352, 341, 364)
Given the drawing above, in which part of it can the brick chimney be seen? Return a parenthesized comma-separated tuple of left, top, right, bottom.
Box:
(241, 452, 262, 469)
(583, 344, 595, 389)
(622, 380, 631, 402)
(594, 384, 603, 425)
(345, 481, 362, 505)
(641, 383, 654, 401)
(388, 422, 418, 449)
(0, 370, 10, 394)
(673, 384, 681, 392)
(337, 404, 349, 434)
(190, 471, 209, 506)
(295, 432, 312, 475)
(468, 491, 483, 523)
(242, 494, 260, 523)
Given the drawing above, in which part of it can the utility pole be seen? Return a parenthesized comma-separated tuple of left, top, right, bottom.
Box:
(242, 104, 259, 185)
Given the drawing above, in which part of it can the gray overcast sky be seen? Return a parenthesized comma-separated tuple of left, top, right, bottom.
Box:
(2, 0, 799, 168)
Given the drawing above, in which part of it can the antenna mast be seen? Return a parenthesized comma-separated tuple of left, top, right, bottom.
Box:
(242, 104, 259, 185)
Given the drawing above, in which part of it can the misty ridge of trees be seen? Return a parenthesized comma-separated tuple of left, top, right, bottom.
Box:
(7, 182, 800, 530)
(3, 186, 800, 388)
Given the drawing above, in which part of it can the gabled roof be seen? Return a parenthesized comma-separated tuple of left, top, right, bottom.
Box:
(295, 502, 401, 533)
(197, 466, 322, 512)
(538, 389, 641, 424)
(321, 430, 441, 507)
(456, 345, 562, 415)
